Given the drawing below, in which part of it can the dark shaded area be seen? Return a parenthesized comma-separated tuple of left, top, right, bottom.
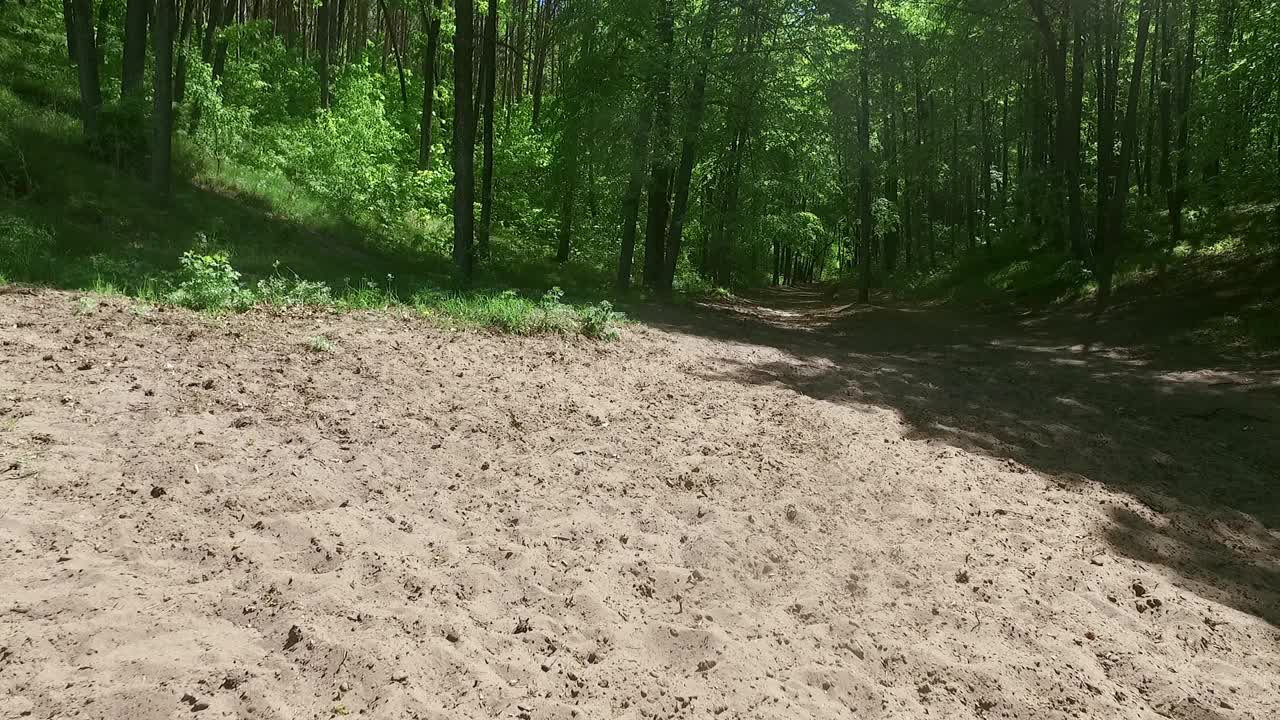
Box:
(634, 285, 1280, 626)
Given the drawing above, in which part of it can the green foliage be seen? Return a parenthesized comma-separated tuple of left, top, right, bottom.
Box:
(415, 286, 625, 339)
(183, 59, 254, 169)
(578, 301, 625, 341)
(165, 248, 254, 312)
(257, 262, 334, 307)
(0, 213, 54, 278)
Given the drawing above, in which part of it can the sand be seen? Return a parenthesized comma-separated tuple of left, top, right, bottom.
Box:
(1, 288, 1277, 720)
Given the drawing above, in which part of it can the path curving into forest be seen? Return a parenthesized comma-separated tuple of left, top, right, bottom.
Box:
(1, 288, 1277, 720)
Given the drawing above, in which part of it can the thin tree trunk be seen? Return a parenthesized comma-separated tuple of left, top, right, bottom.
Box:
(452, 0, 476, 280)
(377, 0, 408, 105)
(1169, 0, 1197, 245)
(212, 0, 234, 82)
(642, 0, 674, 288)
(318, 0, 331, 108)
(72, 0, 102, 139)
(530, 0, 550, 128)
(174, 0, 197, 102)
(418, 0, 442, 169)
(617, 104, 653, 290)
(152, 0, 175, 195)
(857, 0, 874, 302)
(659, 0, 718, 292)
(478, 0, 498, 259)
(1098, 0, 1153, 307)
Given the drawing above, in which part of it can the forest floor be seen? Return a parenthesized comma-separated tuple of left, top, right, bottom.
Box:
(1, 287, 1278, 720)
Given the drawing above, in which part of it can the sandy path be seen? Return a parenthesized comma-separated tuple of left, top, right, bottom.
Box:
(1, 289, 1277, 720)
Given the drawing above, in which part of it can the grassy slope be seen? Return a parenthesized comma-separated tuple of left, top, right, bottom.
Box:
(892, 202, 1280, 359)
(0, 3, 625, 337)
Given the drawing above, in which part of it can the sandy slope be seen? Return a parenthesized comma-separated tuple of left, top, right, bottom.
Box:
(1, 289, 1277, 720)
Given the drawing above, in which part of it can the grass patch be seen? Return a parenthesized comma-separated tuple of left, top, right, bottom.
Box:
(306, 335, 336, 353)
(416, 287, 625, 340)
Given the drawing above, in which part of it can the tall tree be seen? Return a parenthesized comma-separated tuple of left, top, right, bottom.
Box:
(71, 0, 102, 139)
(121, 0, 151, 98)
(659, 0, 719, 292)
(453, 0, 477, 279)
(418, 0, 443, 170)
(478, 0, 498, 259)
(318, 0, 333, 109)
(642, 0, 675, 288)
(152, 0, 175, 195)
(857, 0, 874, 302)
(1097, 0, 1154, 306)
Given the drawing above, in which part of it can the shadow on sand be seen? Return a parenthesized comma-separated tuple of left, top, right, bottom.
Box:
(632, 286, 1280, 626)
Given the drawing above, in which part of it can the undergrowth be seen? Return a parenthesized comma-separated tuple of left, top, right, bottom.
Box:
(60, 245, 627, 340)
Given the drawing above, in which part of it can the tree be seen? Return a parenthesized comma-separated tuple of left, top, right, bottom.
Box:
(857, 0, 874, 302)
(71, 0, 102, 139)
(453, 0, 477, 280)
(642, 0, 675, 288)
(121, 0, 151, 98)
(478, 0, 498, 259)
(659, 0, 719, 293)
(1097, 0, 1154, 307)
(152, 0, 174, 195)
(418, 0, 442, 170)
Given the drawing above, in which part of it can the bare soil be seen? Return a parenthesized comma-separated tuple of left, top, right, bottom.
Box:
(2, 288, 1277, 720)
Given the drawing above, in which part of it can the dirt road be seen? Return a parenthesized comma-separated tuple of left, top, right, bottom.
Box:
(2, 288, 1277, 719)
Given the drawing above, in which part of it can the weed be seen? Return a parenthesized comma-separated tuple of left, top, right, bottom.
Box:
(165, 249, 253, 312)
(257, 262, 333, 307)
(306, 335, 335, 353)
(74, 296, 97, 315)
(579, 301, 625, 340)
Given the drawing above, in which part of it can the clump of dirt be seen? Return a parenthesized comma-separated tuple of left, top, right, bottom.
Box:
(1, 290, 1277, 719)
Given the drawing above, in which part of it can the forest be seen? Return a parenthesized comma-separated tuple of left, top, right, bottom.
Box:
(0, 0, 1275, 323)
(2, 2, 1280, 718)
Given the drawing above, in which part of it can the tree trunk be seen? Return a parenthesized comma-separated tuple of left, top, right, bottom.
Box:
(659, 0, 718, 292)
(478, 0, 498, 260)
(642, 0, 674, 288)
(418, 0, 442, 169)
(530, 0, 550, 129)
(617, 104, 653, 291)
(1169, 0, 1197, 245)
(122, 0, 151, 98)
(513, 0, 527, 102)
(884, 74, 900, 271)
(152, 0, 174, 195)
(173, 0, 197, 102)
(62, 0, 77, 62)
(452, 0, 476, 280)
(857, 0, 873, 302)
(72, 0, 102, 139)
(1098, 0, 1153, 307)
(318, 0, 332, 108)
(211, 0, 234, 82)
(377, 0, 408, 106)
(202, 0, 223, 63)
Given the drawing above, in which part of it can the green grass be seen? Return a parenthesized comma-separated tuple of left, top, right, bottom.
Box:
(415, 288, 625, 339)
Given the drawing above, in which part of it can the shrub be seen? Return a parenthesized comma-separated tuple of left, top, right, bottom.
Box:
(166, 249, 253, 312)
(257, 262, 333, 307)
(0, 214, 54, 278)
(579, 301, 624, 340)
